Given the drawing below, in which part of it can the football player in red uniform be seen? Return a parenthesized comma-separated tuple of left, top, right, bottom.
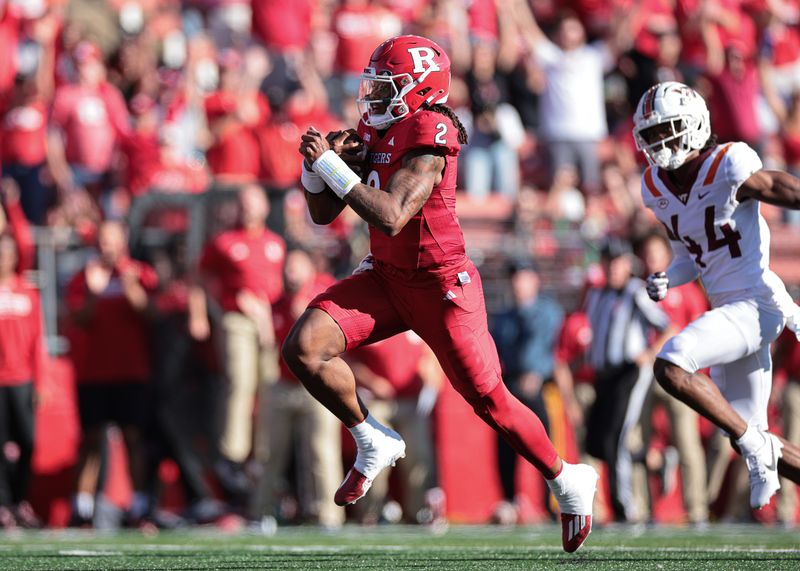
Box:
(286, 35, 597, 552)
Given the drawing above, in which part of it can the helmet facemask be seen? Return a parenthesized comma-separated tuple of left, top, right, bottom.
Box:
(357, 72, 406, 130)
(357, 65, 444, 130)
(634, 115, 704, 170)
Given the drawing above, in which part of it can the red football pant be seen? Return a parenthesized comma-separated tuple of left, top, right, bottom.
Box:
(309, 259, 559, 475)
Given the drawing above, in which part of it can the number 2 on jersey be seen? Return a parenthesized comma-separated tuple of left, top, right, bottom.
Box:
(664, 205, 742, 266)
(434, 122, 447, 145)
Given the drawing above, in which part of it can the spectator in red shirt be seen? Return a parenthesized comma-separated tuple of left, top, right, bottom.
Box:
(636, 231, 709, 526)
(65, 220, 158, 527)
(1, 14, 57, 225)
(190, 184, 285, 501)
(346, 331, 444, 526)
(0, 180, 44, 529)
(47, 42, 130, 204)
(252, 248, 342, 529)
(204, 49, 269, 183)
(702, 25, 761, 148)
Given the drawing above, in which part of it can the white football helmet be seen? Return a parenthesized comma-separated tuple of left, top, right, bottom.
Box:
(632, 82, 711, 170)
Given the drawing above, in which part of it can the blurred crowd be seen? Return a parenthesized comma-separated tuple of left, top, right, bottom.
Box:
(1, 0, 800, 530)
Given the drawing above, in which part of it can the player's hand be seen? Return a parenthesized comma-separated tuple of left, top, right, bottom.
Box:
(327, 129, 366, 176)
(299, 126, 331, 168)
(646, 271, 669, 302)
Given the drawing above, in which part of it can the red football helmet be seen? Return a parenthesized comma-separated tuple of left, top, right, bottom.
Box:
(357, 35, 451, 130)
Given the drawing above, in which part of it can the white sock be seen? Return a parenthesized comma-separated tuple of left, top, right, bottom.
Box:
(736, 425, 766, 456)
(546, 461, 572, 496)
(348, 414, 378, 451)
(74, 492, 94, 520)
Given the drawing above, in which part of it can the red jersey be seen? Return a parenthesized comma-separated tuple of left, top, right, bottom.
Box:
(356, 109, 464, 270)
(4, 198, 34, 273)
(50, 82, 130, 173)
(273, 272, 336, 382)
(347, 331, 426, 399)
(0, 275, 43, 386)
(1, 100, 48, 166)
(199, 227, 285, 312)
(65, 258, 158, 383)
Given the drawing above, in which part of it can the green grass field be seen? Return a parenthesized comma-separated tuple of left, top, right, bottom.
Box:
(1, 524, 799, 570)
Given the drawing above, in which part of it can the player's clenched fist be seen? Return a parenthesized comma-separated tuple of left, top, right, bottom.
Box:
(646, 271, 669, 301)
(299, 127, 331, 167)
(326, 129, 366, 176)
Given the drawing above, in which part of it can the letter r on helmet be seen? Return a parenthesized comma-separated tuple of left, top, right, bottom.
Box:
(408, 47, 439, 74)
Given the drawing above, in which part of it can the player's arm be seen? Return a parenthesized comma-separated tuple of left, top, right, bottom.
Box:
(736, 169, 800, 209)
(302, 174, 347, 225)
(646, 238, 700, 301)
(300, 128, 444, 236)
(299, 130, 358, 225)
(343, 149, 442, 236)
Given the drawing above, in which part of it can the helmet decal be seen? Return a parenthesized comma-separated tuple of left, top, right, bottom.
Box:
(357, 35, 451, 130)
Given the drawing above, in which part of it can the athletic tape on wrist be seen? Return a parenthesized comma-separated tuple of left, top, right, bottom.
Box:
(312, 150, 360, 199)
(301, 162, 326, 194)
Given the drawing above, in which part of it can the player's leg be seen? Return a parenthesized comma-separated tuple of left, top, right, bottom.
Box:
(654, 300, 786, 507)
(282, 271, 407, 506)
(283, 308, 363, 425)
(654, 358, 747, 439)
(720, 347, 800, 486)
(408, 266, 596, 552)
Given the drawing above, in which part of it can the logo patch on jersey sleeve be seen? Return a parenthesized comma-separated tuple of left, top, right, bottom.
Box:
(657, 198, 669, 209)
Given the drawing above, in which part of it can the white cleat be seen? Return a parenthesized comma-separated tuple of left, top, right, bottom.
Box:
(335, 425, 405, 506)
(744, 432, 783, 509)
(547, 462, 599, 553)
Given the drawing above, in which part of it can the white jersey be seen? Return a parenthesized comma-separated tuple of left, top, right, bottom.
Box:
(641, 142, 796, 317)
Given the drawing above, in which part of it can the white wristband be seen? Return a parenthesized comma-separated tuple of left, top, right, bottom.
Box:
(311, 150, 360, 199)
(301, 162, 326, 194)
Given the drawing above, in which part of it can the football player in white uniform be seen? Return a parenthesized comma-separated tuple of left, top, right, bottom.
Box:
(633, 81, 800, 510)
